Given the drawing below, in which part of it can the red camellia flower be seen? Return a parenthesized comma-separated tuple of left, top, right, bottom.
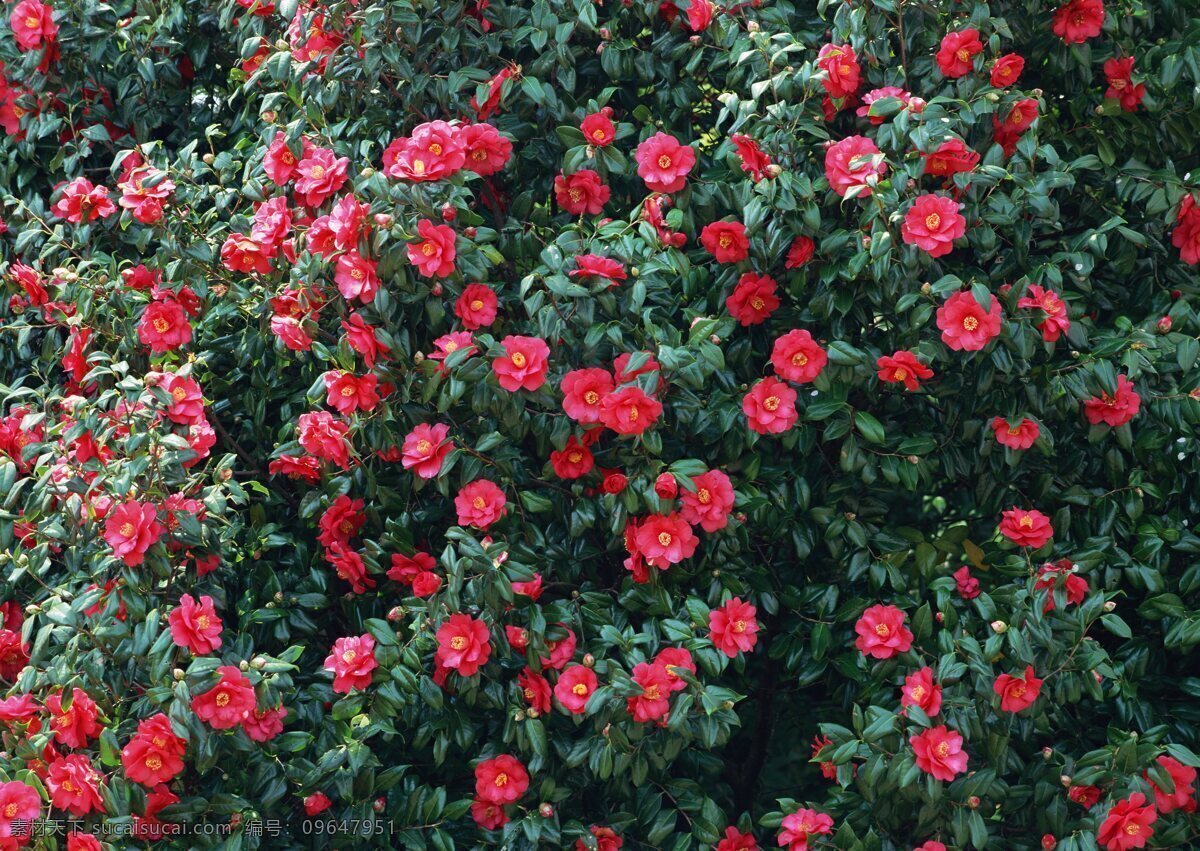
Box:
(576, 826, 623, 851)
(561, 368, 614, 423)
(570, 253, 628, 287)
(48, 754, 106, 816)
(770, 329, 827, 383)
(876, 351, 933, 391)
(1096, 792, 1155, 851)
(1035, 560, 1089, 612)
(10, 0, 57, 51)
(680, 469, 734, 532)
(517, 667, 551, 713)
(601, 386, 663, 435)
(383, 120, 466, 182)
(103, 499, 164, 566)
(635, 513, 698, 568)
(910, 725, 969, 782)
(435, 613, 492, 676)
(334, 251, 380, 304)
(1018, 284, 1071, 342)
(627, 661, 672, 723)
(726, 273, 780, 325)
(493, 335, 550, 392)
(323, 371, 379, 415)
(709, 597, 759, 657)
(742, 377, 798, 435)
(785, 236, 815, 268)
(824, 136, 886, 198)
(407, 219, 457, 277)
(264, 132, 304, 184)
(0, 780, 40, 838)
(455, 283, 499, 329)
(1146, 755, 1197, 813)
(731, 133, 771, 181)
(293, 147, 349, 207)
(168, 593, 223, 655)
(635, 132, 695, 193)
(402, 423, 453, 479)
(459, 123, 512, 176)
(1052, 0, 1105, 43)
(1083, 375, 1140, 427)
(1104, 57, 1145, 112)
(471, 798, 508, 830)
(388, 551, 436, 585)
(902, 194, 966, 258)
(991, 416, 1039, 450)
(778, 808, 834, 851)
(192, 666, 257, 729)
(554, 169, 610, 215)
(855, 604, 913, 659)
(1070, 785, 1102, 808)
(45, 687, 100, 748)
(121, 713, 187, 787)
(581, 110, 615, 146)
(991, 53, 1025, 87)
(923, 139, 980, 179)
(297, 410, 352, 468)
(999, 507, 1054, 548)
(936, 291, 1003, 351)
(994, 98, 1040, 154)
(554, 664, 598, 714)
(474, 755, 529, 805)
(158, 372, 205, 425)
(324, 634, 378, 693)
(936, 29, 983, 78)
(455, 479, 506, 529)
(901, 667, 943, 717)
(303, 792, 332, 816)
(138, 299, 193, 352)
(701, 221, 750, 264)
(915, 843, 947, 851)
(816, 43, 860, 99)
(716, 826, 758, 851)
(550, 436, 594, 479)
(994, 665, 1043, 712)
(51, 178, 116, 223)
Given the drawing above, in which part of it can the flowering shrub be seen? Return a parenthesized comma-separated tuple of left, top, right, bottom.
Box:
(2, 0, 1200, 849)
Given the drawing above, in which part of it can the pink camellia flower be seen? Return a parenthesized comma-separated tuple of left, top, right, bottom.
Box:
(408, 219, 457, 277)
(785, 236, 815, 268)
(158, 372, 205, 425)
(324, 634, 378, 693)
(1083, 375, 1140, 427)
(936, 28, 983, 78)
(935, 291, 1003, 351)
(911, 726, 969, 782)
(455, 283, 499, 329)
(770, 329, 827, 383)
(323, 371, 379, 415)
(220, 233, 274, 274)
(726, 273, 780, 326)
(120, 714, 186, 787)
(383, 120, 466, 182)
(1035, 559, 1089, 612)
(876, 351, 933, 391)
(168, 594, 223, 655)
(492, 335, 550, 392)
(856, 86, 912, 124)
(824, 136, 887, 198)
(455, 479, 506, 529)
(709, 597, 759, 657)
(994, 665, 1043, 712)
(388, 551, 436, 585)
(10, 0, 57, 51)
(475, 754, 529, 805)
(334, 251, 380, 304)
(402, 423, 453, 479)
(303, 792, 333, 817)
(318, 494, 365, 549)
(561, 368, 614, 424)
(581, 110, 615, 146)
(902, 194, 966, 258)
(991, 416, 1039, 450)
(118, 166, 176, 224)
(293, 147, 349, 207)
(685, 0, 714, 32)
(517, 667, 551, 712)
(436, 613, 492, 676)
(680, 469, 734, 532)
(601, 386, 663, 435)
(554, 664, 598, 714)
(1096, 793, 1156, 851)
(716, 827, 757, 851)
(459, 123, 512, 175)
(243, 704, 286, 743)
(742, 377, 798, 435)
(0, 779, 40, 838)
(550, 436, 593, 479)
(342, 313, 390, 368)
(999, 507, 1054, 548)
(777, 808, 834, 851)
(635, 513, 698, 569)
(1104, 57, 1145, 112)
(47, 755, 105, 816)
(51, 178, 117, 223)
(731, 133, 772, 181)
(103, 499, 164, 566)
(1146, 755, 1197, 814)
(991, 53, 1026, 87)
(854, 604, 913, 659)
(627, 661, 672, 723)
(1018, 284, 1071, 342)
(701, 221, 750, 263)
(44, 688, 99, 748)
(554, 169, 610, 215)
(656, 647, 695, 692)
(1052, 0, 1105, 43)
(902, 667, 943, 716)
(138, 298, 193, 353)
(192, 666, 257, 729)
(923, 139, 980, 179)
(264, 132, 307, 184)
(570, 253, 627, 287)
(635, 132, 695, 193)
(915, 843, 947, 851)
(816, 43, 860, 99)
(297, 410, 352, 468)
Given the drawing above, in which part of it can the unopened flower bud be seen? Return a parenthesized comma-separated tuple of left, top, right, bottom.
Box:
(441, 203, 457, 222)
(1042, 747, 1053, 760)
(991, 620, 1007, 634)
(1060, 775, 1072, 786)
(374, 798, 386, 812)
(373, 213, 393, 228)
(239, 660, 250, 671)
(765, 164, 783, 178)
(747, 20, 759, 31)
(967, 796, 981, 809)
(1041, 835, 1056, 850)
(387, 606, 404, 622)
(539, 803, 554, 818)
(173, 668, 185, 681)
(252, 656, 266, 670)
(582, 653, 596, 667)
(1156, 316, 1172, 333)
(1103, 601, 1116, 612)
(920, 282, 932, 295)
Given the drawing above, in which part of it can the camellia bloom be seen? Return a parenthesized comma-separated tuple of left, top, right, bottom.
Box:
(901, 667, 943, 717)
(384, 120, 466, 182)
(304, 792, 333, 817)
(48, 755, 105, 816)
(293, 147, 349, 207)
(816, 43, 860, 99)
(770, 329, 827, 383)
(914, 843, 947, 851)
(1146, 755, 1197, 813)
(1052, 0, 1105, 43)
(46, 688, 101, 748)
(1013, 285, 1069, 343)
(627, 662, 672, 723)
(10, 0, 57, 51)
(936, 291, 1003, 351)
(785, 236, 815, 268)
(334, 251, 380, 304)
(601, 386, 664, 436)
(138, 299, 193, 353)
(923, 139, 980, 179)
(220, 233, 273, 274)
(576, 826, 623, 851)
(954, 565, 981, 598)
(168, 594, 223, 655)
(570, 253, 627, 287)
(561, 368, 614, 423)
(475, 755, 529, 805)
(726, 273, 780, 326)
(994, 665, 1043, 712)
(455, 479, 506, 529)
(581, 110, 615, 146)
(51, 178, 116, 223)
(991, 416, 1039, 450)
(635, 132, 695, 193)
(407, 219, 457, 277)
(731, 133, 771, 181)
(1104, 57, 1145, 112)
(158, 372, 205, 425)
(824, 136, 887, 198)
(0, 779, 40, 838)
(876, 351, 933, 391)
(103, 499, 164, 566)
(297, 410, 352, 468)
(1070, 785, 1102, 808)
(1035, 560, 1089, 612)
(716, 826, 758, 851)
(436, 614, 492, 676)
(517, 667, 551, 713)
(991, 53, 1025, 87)
(743, 378, 798, 435)
(554, 169, 609, 215)
(554, 664, 598, 714)
(1096, 793, 1155, 851)
(680, 469, 735, 532)
(902, 194, 966, 258)
(701, 221, 750, 263)
(709, 597, 759, 657)
(455, 283, 499, 329)
(323, 371, 379, 415)
(936, 29, 983, 78)
(854, 604, 913, 659)
(856, 86, 914, 124)
(999, 507, 1054, 548)
(635, 513, 698, 569)
(118, 165, 176, 224)
(192, 666, 256, 729)
(1083, 375, 1140, 427)
(121, 713, 186, 787)
(402, 423, 453, 479)
(492, 335, 550, 392)
(777, 808, 834, 851)
(324, 634, 378, 693)
(459, 123, 512, 176)
(550, 436, 594, 479)
(911, 725, 969, 782)
(656, 647, 696, 692)
(264, 132, 305, 184)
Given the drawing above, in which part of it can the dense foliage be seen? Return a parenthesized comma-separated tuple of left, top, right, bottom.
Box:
(2, 0, 1200, 849)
